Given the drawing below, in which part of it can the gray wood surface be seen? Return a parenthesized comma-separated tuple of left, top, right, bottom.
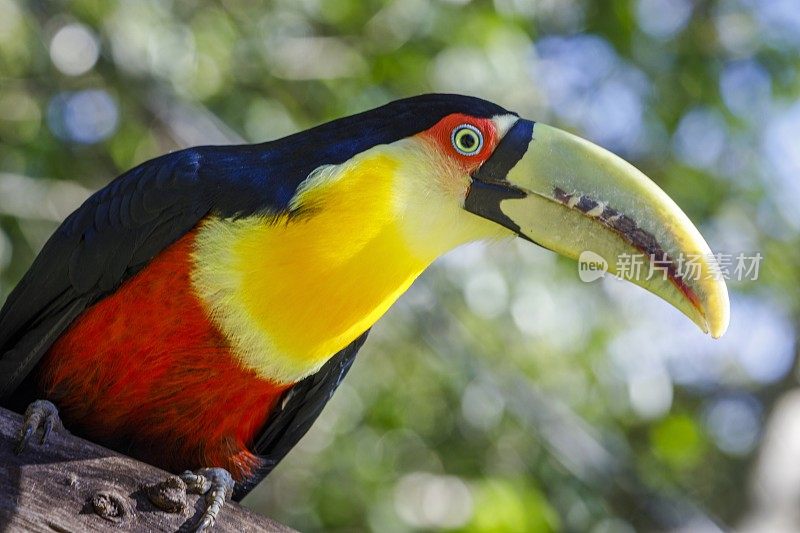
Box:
(0, 406, 294, 532)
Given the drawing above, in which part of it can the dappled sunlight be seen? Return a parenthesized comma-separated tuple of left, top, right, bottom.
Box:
(1, 0, 798, 531)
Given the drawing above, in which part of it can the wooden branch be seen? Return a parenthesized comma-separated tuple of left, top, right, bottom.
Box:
(0, 406, 294, 532)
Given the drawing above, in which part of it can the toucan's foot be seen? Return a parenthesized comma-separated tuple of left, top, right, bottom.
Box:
(180, 467, 235, 532)
(14, 399, 63, 455)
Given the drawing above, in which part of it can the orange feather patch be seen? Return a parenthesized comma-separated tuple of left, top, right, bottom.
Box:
(37, 229, 290, 481)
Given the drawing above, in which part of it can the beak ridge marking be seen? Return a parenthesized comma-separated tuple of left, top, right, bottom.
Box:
(552, 186, 703, 312)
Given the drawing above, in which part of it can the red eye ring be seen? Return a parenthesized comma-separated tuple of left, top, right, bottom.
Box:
(420, 113, 496, 168)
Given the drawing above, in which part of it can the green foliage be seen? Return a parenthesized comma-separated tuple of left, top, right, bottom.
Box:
(1, 0, 799, 531)
(650, 414, 707, 470)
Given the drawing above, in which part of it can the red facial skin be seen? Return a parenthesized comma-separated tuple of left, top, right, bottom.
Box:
(420, 113, 499, 172)
(37, 230, 290, 480)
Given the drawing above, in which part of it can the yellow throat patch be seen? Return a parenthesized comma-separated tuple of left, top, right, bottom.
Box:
(191, 151, 440, 383)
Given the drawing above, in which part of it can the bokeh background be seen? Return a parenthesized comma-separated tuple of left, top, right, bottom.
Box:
(2, 0, 799, 531)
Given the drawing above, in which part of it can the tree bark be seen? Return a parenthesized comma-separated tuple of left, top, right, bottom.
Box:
(0, 406, 294, 532)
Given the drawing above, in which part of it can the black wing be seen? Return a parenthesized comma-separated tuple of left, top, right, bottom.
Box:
(0, 145, 288, 397)
(232, 331, 369, 501)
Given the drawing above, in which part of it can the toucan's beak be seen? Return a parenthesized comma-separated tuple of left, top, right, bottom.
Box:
(465, 119, 730, 338)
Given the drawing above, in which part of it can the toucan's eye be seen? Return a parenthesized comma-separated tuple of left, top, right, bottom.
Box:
(451, 124, 483, 156)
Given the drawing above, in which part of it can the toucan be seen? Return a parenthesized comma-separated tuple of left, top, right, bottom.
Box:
(0, 94, 729, 530)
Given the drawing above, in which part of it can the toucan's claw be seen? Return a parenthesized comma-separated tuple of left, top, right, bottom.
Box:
(14, 399, 63, 454)
(180, 467, 235, 532)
